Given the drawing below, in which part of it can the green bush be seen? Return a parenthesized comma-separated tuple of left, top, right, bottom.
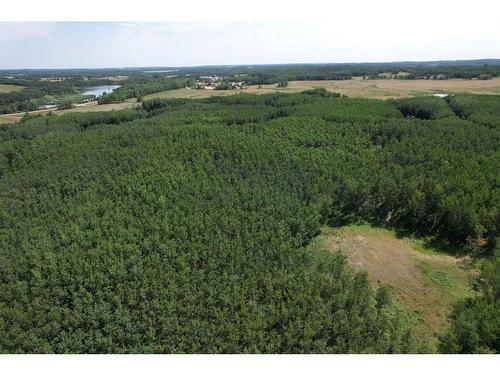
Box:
(393, 96, 455, 120)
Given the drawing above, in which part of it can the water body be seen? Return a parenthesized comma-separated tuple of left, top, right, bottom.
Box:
(82, 85, 121, 97)
(40, 104, 57, 109)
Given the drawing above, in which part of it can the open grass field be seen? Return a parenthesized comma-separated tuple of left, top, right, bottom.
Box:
(147, 77, 500, 100)
(315, 225, 472, 350)
(273, 77, 500, 98)
(59, 99, 139, 114)
(0, 84, 23, 93)
(144, 87, 241, 100)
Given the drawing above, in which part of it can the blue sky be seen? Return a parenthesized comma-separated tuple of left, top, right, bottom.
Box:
(1, 21, 500, 69)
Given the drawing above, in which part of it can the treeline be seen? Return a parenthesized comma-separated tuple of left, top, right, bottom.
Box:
(98, 78, 191, 104)
(0, 91, 39, 113)
(176, 62, 500, 85)
(439, 247, 500, 353)
(0, 92, 498, 353)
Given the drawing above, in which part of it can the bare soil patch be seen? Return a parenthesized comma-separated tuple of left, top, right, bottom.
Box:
(321, 225, 471, 344)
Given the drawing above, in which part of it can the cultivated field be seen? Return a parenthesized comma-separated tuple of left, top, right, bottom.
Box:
(0, 84, 23, 93)
(317, 225, 471, 349)
(271, 77, 500, 98)
(147, 77, 500, 100)
(145, 87, 241, 100)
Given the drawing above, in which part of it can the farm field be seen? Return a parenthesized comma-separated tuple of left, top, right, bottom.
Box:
(57, 99, 139, 114)
(145, 87, 243, 100)
(0, 84, 23, 93)
(147, 77, 500, 100)
(316, 225, 471, 350)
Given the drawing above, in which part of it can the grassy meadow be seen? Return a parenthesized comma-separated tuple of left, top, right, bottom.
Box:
(316, 225, 472, 351)
(0, 84, 24, 93)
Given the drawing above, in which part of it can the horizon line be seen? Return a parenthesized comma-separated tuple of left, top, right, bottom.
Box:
(2, 58, 500, 71)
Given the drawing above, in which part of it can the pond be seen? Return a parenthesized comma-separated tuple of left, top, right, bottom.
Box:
(40, 104, 57, 110)
(82, 85, 121, 97)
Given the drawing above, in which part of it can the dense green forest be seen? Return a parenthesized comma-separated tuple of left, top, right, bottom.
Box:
(446, 94, 500, 129)
(0, 91, 498, 353)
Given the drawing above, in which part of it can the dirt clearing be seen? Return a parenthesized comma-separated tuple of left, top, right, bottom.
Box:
(319, 225, 471, 347)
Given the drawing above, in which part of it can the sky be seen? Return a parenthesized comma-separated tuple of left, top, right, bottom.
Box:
(1, 20, 500, 69)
